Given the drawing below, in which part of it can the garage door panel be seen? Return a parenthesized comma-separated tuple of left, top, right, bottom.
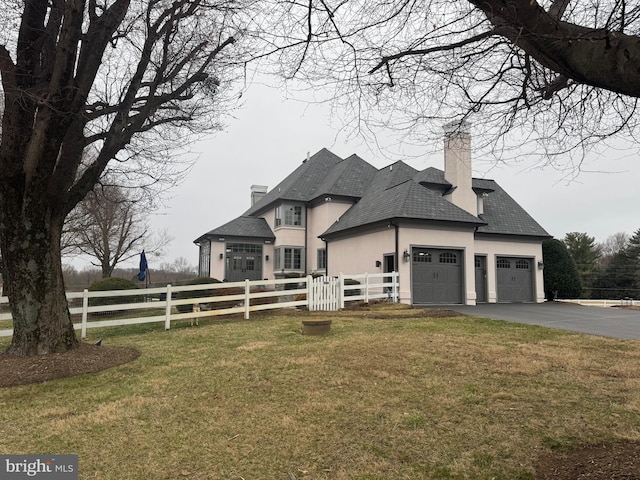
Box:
(496, 257, 533, 303)
(412, 248, 463, 304)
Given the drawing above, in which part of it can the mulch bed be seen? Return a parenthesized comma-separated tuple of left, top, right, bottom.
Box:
(0, 343, 140, 388)
(534, 441, 640, 479)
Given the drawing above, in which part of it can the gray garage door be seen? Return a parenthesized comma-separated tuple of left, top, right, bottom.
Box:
(412, 248, 463, 304)
(496, 257, 534, 302)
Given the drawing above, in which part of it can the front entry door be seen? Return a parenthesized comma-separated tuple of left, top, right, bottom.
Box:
(475, 256, 487, 303)
(225, 244, 263, 282)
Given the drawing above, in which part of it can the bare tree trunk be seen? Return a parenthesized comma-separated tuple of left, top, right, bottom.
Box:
(0, 0, 242, 355)
(0, 181, 78, 356)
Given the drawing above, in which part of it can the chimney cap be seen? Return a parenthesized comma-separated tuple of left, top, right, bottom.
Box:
(443, 120, 471, 136)
(250, 185, 268, 193)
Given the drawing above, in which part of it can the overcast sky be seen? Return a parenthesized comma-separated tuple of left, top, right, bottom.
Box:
(73, 80, 640, 272)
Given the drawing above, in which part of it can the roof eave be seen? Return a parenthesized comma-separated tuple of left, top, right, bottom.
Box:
(322, 216, 486, 239)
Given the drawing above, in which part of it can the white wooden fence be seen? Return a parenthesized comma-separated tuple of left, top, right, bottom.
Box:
(0, 272, 399, 339)
(557, 298, 640, 308)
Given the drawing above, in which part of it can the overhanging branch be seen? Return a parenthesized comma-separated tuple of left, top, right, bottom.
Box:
(369, 30, 494, 74)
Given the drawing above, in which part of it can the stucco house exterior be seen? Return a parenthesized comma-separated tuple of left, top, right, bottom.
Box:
(194, 124, 550, 305)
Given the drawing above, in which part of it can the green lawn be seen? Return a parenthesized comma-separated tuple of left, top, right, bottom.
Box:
(1, 304, 639, 479)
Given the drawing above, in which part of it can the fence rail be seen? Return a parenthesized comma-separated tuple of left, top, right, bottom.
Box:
(558, 298, 640, 308)
(0, 272, 399, 339)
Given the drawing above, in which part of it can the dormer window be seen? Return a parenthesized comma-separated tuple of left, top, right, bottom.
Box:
(275, 203, 304, 228)
(477, 194, 484, 215)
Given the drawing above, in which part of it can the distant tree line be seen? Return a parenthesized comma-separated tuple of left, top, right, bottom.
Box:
(62, 257, 197, 292)
(543, 229, 640, 300)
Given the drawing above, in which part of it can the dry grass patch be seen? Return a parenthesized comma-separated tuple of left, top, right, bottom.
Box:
(1, 304, 639, 479)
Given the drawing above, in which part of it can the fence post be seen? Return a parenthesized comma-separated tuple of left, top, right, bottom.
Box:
(165, 284, 172, 330)
(81, 289, 89, 339)
(245, 279, 250, 320)
(392, 271, 399, 302)
(339, 273, 345, 309)
(364, 272, 369, 303)
(306, 275, 313, 311)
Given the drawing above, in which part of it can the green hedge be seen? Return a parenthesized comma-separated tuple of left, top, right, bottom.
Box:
(542, 239, 582, 300)
(283, 272, 303, 290)
(88, 277, 141, 313)
(175, 278, 278, 312)
(344, 278, 361, 297)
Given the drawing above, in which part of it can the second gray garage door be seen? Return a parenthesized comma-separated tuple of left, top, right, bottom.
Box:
(496, 257, 534, 302)
(412, 248, 463, 304)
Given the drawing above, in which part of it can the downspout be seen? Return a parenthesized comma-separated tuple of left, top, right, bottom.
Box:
(304, 206, 308, 274)
(393, 220, 400, 303)
(324, 238, 329, 276)
(392, 219, 399, 272)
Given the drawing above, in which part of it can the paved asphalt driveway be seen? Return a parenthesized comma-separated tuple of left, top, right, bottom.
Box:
(440, 302, 640, 340)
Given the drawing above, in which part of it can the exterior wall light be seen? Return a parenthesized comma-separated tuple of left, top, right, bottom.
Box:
(219, 253, 224, 259)
(265, 255, 270, 261)
(537, 261, 544, 269)
(375, 260, 381, 268)
(403, 249, 411, 262)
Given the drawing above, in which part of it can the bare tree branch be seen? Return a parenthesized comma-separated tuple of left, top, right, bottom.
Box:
(369, 30, 495, 74)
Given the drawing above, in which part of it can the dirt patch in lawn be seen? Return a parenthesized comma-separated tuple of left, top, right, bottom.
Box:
(534, 441, 640, 479)
(0, 343, 140, 388)
(339, 301, 464, 319)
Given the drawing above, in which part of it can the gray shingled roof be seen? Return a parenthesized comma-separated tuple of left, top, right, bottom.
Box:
(243, 149, 377, 216)
(413, 167, 449, 186)
(313, 154, 378, 198)
(195, 216, 275, 242)
(322, 169, 485, 236)
(196, 148, 549, 243)
(475, 180, 549, 236)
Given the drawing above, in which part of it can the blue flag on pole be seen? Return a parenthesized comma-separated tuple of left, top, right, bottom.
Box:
(138, 250, 148, 281)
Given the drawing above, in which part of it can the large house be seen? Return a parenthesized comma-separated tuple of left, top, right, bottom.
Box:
(194, 124, 550, 305)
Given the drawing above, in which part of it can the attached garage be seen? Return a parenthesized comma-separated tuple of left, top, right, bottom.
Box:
(412, 248, 463, 304)
(496, 257, 534, 302)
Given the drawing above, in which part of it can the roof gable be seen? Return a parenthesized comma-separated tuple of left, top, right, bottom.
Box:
(375, 161, 419, 190)
(413, 166, 449, 186)
(475, 180, 548, 237)
(323, 179, 484, 236)
(195, 216, 275, 242)
(312, 153, 378, 199)
(243, 148, 345, 215)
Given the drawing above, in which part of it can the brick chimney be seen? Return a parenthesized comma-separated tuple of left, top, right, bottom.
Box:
(250, 185, 268, 206)
(443, 121, 476, 215)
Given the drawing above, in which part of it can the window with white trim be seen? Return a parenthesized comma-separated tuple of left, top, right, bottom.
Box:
(274, 247, 304, 270)
(274, 203, 304, 228)
(275, 206, 282, 227)
(317, 248, 327, 270)
(198, 241, 211, 277)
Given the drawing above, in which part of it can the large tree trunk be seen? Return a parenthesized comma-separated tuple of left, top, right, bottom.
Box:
(0, 180, 78, 356)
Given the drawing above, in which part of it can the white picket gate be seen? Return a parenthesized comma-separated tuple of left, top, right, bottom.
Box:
(308, 276, 341, 311)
